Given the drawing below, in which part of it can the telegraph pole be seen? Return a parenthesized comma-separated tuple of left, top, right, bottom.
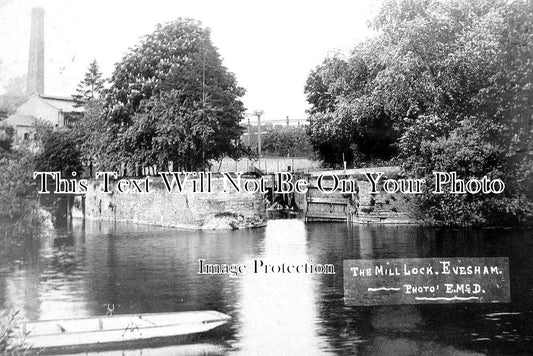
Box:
(202, 32, 207, 106)
(247, 117, 251, 147)
(254, 110, 264, 170)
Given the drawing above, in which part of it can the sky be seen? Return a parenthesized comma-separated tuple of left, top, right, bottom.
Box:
(0, 0, 379, 122)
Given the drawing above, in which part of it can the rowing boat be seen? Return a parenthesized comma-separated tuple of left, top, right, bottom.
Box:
(14, 310, 231, 354)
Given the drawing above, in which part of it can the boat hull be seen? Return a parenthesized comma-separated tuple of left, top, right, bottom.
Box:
(13, 311, 231, 355)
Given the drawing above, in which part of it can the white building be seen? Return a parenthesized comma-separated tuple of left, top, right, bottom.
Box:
(1, 8, 83, 146)
(4, 94, 82, 144)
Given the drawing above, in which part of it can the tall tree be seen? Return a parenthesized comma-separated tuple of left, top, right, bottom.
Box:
(72, 60, 105, 107)
(97, 18, 245, 172)
(306, 0, 533, 225)
(305, 45, 399, 166)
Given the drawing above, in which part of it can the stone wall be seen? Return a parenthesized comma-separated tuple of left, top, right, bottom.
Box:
(297, 167, 418, 224)
(352, 179, 416, 224)
(74, 176, 266, 229)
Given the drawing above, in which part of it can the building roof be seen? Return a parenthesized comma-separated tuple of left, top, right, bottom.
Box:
(3, 114, 36, 127)
(39, 95, 84, 113)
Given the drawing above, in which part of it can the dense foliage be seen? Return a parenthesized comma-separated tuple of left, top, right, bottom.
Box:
(305, 53, 400, 166)
(305, 0, 532, 225)
(87, 18, 246, 172)
(0, 124, 14, 153)
(1, 121, 79, 229)
(35, 129, 83, 177)
(71, 100, 106, 170)
(0, 125, 37, 221)
(262, 127, 314, 157)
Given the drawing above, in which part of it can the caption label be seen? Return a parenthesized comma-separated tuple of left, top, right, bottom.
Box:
(343, 257, 510, 306)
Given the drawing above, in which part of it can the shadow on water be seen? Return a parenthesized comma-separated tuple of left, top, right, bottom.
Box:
(0, 219, 532, 355)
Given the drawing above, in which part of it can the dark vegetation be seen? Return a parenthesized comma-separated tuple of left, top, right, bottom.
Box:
(305, 0, 532, 226)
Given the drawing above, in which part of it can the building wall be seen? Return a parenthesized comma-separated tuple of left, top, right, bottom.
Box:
(12, 125, 36, 145)
(211, 156, 321, 174)
(16, 95, 60, 126)
(76, 176, 266, 229)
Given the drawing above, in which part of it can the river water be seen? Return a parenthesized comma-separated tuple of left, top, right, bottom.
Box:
(0, 219, 532, 355)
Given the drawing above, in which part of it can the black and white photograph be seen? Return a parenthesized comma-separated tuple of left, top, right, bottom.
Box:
(0, 0, 532, 355)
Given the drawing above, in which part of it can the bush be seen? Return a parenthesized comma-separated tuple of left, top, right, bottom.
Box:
(409, 119, 533, 226)
(262, 127, 313, 157)
(0, 149, 38, 221)
(34, 130, 83, 177)
(0, 125, 14, 153)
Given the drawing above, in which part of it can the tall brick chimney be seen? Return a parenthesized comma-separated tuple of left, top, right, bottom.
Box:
(27, 7, 45, 95)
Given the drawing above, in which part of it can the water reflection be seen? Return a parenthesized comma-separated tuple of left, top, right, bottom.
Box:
(365, 306, 486, 356)
(234, 220, 330, 354)
(0, 220, 532, 355)
(364, 337, 485, 356)
(63, 342, 228, 356)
